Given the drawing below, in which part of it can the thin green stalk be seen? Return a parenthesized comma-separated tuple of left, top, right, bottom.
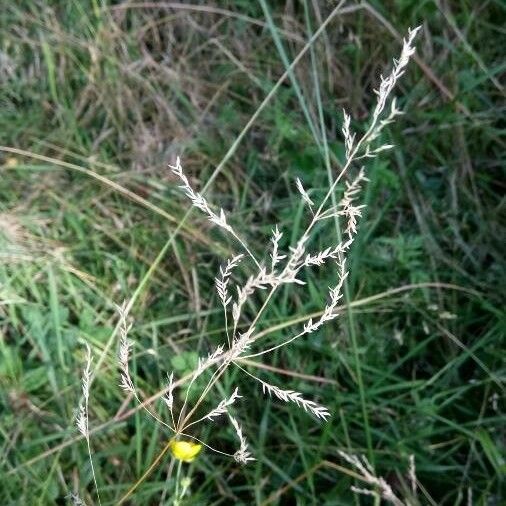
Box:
(174, 460, 182, 504)
(117, 440, 172, 505)
(86, 434, 102, 506)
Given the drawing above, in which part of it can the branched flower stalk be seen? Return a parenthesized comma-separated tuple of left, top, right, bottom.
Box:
(174, 22, 420, 454)
(101, 25, 420, 503)
(338, 451, 416, 506)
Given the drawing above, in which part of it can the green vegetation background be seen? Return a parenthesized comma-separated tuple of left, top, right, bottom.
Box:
(0, 1, 504, 504)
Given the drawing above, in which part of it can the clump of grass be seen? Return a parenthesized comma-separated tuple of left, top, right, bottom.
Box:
(1, 2, 504, 504)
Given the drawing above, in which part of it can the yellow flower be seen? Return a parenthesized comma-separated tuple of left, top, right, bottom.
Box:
(168, 439, 202, 463)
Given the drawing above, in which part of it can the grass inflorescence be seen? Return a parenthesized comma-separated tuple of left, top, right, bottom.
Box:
(0, 1, 504, 504)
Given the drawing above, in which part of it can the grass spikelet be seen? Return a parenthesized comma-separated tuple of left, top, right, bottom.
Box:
(338, 451, 405, 506)
(76, 342, 101, 505)
(259, 379, 330, 421)
(229, 415, 255, 464)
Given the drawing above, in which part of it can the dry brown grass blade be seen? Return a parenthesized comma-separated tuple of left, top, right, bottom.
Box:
(109, 2, 305, 43)
(0, 146, 218, 250)
(236, 359, 339, 386)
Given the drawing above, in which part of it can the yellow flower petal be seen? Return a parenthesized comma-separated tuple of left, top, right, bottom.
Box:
(169, 439, 202, 462)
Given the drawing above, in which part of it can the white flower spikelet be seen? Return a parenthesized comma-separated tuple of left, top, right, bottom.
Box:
(339, 167, 368, 240)
(76, 342, 102, 504)
(229, 326, 256, 360)
(303, 259, 348, 335)
(302, 243, 346, 267)
(270, 225, 286, 270)
(170, 156, 233, 233)
(215, 254, 243, 307)
(342, 109, 355, 158)
(76, 342, 92, 438)
(194, 345, 225, 380)
(282, 234, 309, 283)
(372, 26, 421, 124)
(295, 177, 314, 207)
(260, 380, 330, 421)
(205, 387, 241, 421)
(231, 268, 278, 328)
(163, 372, 175, 411)
(229, 414, 255, 464)
(117, 302, 135, 394)
(116, 304, 175, 433)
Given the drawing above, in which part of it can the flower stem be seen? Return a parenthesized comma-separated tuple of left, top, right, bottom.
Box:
(117, 440, 172, 505)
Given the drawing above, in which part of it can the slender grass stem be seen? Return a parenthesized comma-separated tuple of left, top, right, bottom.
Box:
(174, 460, 182, 504)
(179, 364, 228, 431)
(117, 440, 172, 505)
(86, 428, 102, 506)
